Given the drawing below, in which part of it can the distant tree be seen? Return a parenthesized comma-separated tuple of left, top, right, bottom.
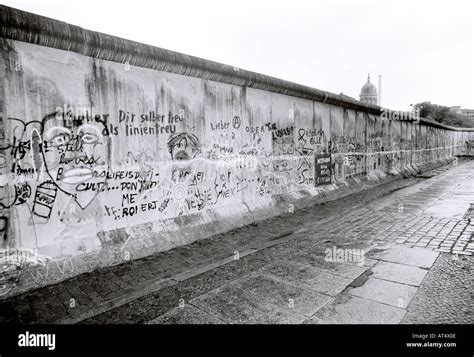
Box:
(412, 102, 474, 128)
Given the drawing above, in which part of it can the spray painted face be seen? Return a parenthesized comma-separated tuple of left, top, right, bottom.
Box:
(167, 132, 200, 161)
(41, 113, 110, 208)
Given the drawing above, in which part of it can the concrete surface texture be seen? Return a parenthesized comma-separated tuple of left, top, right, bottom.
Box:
(1, 5, 474, 298)
(0, 160, 472, 324)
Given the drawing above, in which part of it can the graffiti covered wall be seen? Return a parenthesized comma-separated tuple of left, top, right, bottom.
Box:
(1, 6, 474, 297)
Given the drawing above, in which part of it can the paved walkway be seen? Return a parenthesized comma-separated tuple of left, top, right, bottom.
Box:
(1, 160, 473, 324)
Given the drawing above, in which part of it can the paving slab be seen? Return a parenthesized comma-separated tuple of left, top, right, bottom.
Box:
(146, 304, 225, 324)
(190, 284, 306, 324)
(230, 273, 332, 317)
(349, 278, 418, 308)
(371, 261, 428, 286)
(259, 261, 352, 296)
(305, 294, 406, 324)
(368, 245, 439, 268)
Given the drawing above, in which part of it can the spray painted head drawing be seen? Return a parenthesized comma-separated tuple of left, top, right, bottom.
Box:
(167, 132, 200, 161)
(40, 110, 111, 209)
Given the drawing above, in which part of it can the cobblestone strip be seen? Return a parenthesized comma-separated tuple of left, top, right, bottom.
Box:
(314, 209, 473, 255)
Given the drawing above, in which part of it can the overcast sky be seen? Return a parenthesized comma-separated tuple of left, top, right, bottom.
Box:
(3, 0, 473, 111)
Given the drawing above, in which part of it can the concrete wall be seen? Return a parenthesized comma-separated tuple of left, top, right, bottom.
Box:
(1, 5, 474, 298)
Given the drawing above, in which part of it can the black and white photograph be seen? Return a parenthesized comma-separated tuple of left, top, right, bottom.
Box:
(0, 0, 473, 354)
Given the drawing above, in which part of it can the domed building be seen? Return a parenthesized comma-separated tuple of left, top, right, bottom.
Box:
(359, 74, 378, 105)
